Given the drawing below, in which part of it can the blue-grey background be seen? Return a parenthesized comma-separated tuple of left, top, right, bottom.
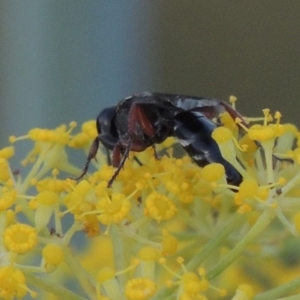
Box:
(1, 1, 300, 144)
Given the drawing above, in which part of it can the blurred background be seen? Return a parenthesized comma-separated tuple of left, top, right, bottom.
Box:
(1, 1, 300, 147)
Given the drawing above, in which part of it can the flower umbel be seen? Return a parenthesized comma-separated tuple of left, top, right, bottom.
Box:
(1, 101, 300, 299)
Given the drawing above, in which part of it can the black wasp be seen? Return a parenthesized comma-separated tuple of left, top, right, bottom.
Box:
(75, 92, 245, 187)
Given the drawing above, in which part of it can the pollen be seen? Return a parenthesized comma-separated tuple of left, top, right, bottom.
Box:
(96, 193, 131, 225)
(3, 223, 38, 254)
(83, 215, 100, 237)
(144, 192, 177, 222)
(125, 278, 156, 300)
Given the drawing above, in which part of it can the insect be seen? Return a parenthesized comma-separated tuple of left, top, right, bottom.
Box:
(75, 92, 244, 187)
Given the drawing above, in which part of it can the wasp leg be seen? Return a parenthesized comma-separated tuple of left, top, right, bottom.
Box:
(152, 144, 160, 160)
(133, 156, 143, 166)
(219, 101, 248, 127)
(105, 147, 112, 166)
(108, 104, 159, 187)
(108, 139, 132, 188)
(72, 137, 99, 180)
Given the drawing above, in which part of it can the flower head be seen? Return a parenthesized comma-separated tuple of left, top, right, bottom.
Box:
(1, 99, 300, 299)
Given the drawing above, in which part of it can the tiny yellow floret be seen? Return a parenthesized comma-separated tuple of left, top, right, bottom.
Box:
(138, 246, 160, 261)
(144, 192, 177, 222)
(3, 223, 38, 254)
(96, 193, 131, 225)
(232, 284, 254, 300)
(0, 266, 28, 299)
(162, 231, 178, 256)
(0, 190, 16, 211)
(229, 95, 237, 105)
(9, 135, 17, 143)
(36, 191, 59, 205)
(212, 126, 233, 143)
(0, 146, 15, 159)
(239, 180, 259, 199)
(125, 278, 156, 300)
(82, 120, 98, 138)
(248, 124, 276, 141)
(42, 243, 65, 266)
(201, 163, 225, 182)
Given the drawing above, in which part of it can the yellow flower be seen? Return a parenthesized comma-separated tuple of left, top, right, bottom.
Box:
(96, 193, 131, 225)
(125, 278, 156, 300)
(0, 266, 36, 299)
(0, 158, 11, 181)
(144, 192, 177, 222)
(36, 191, 59, 205)
(3, 223, 38, 254)
(42, 243, 65, 272)
(0, 189, 16, 211)
(69, 120, 97, 148)
(3, 101, 300, 299)
(232, 284, 254, 300)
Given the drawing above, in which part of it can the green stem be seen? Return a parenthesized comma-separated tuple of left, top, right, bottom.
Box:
(19, 147, 49, 193)
(110, 224, 126, 286)
(207, 208, 275, 280)
(276, 296, 300, 300)
(186, 212, 244, 271)
(152, 213, 244, 300)
(16, 265, 44, 273)
(63, 247, 96, 299)
(262, 140, 275, 184)
(0, 211, 6, 251)
(23, 270, 87, 300)
(63, 221, 82, 245)
(254, 277, 300, 300)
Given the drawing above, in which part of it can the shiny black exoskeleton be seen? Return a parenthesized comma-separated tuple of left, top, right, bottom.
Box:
(75, 92, 244, 187)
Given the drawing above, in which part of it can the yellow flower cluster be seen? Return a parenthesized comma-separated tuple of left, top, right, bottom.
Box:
(1, 101, 300, 299)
